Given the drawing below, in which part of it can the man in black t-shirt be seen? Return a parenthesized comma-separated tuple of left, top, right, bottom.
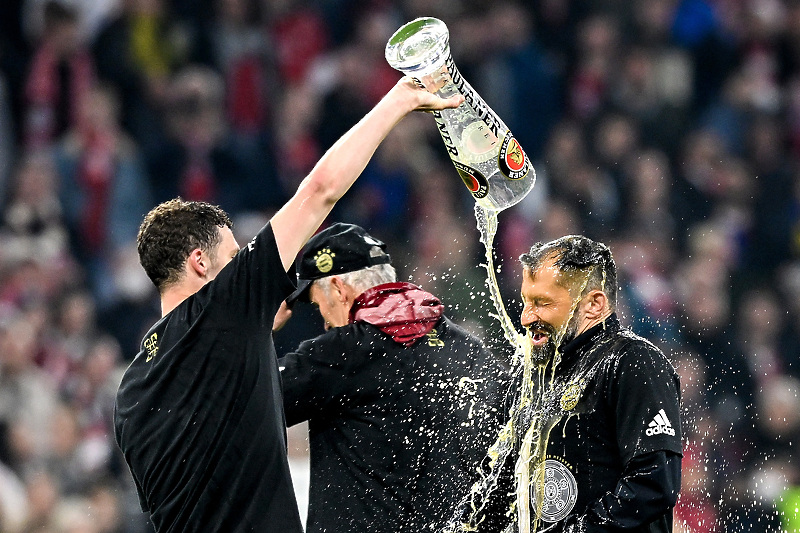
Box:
(473, 235, 682, 533)
(113, 80, 464, 533)
(276, 223, 508, 533)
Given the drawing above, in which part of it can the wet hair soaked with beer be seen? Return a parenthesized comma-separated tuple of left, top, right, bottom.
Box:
(137, 198, 233, 292)
(519, 234, 618, 308)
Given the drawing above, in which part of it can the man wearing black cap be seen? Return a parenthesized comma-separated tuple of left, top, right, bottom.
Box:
(277, 223, 509, 533)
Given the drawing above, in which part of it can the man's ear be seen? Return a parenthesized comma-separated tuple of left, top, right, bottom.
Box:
(187, 248, 207, 277)
(329, 276, 348, 303)
(583, 290, 607, 319)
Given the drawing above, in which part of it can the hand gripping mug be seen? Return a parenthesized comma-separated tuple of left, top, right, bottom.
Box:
(386, 17, 536, 212)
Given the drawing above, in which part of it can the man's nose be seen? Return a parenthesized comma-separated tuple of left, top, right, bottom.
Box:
(521, 305, 537, 328)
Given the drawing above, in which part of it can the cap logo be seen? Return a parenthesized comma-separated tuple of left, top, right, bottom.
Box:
(314, 248, 335, 273)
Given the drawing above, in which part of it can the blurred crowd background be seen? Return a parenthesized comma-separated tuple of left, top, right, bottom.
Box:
(1, 0, 800, 531)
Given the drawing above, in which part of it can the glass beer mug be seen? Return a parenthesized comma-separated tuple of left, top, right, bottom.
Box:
(385, 17, 536, 212)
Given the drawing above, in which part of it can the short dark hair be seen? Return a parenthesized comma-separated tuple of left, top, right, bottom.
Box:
(137, 198, 233, 291)
(520, 235, 617, 308)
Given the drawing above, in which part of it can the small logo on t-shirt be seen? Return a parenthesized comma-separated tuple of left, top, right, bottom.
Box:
(144, 333, 159, 362)
(314, 248, 335, 273)
(426, 328, 444, 347)
(645, 409, 675, 436)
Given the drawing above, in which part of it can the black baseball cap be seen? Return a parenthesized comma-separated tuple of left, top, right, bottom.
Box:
(286, 223, 391, 304)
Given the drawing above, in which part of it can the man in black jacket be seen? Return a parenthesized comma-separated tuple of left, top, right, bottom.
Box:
(277, 223, 508, 533)
(463, 234, 682, 533)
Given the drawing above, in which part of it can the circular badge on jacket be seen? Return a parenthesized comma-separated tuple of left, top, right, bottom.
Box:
(532, 459, 578, 523)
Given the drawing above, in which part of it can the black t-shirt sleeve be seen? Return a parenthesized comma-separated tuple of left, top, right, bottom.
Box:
(609, 340, 683, 463)
(208, 222, 295, 325)
(279, 332, 352, 427)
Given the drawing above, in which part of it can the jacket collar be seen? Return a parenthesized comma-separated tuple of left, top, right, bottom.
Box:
(558, 313, 620, 362)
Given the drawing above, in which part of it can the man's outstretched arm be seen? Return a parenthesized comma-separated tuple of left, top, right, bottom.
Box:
(271, 77, 463, 271)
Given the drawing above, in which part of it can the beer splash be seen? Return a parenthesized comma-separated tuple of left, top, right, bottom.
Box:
(444, 206, 592, 533)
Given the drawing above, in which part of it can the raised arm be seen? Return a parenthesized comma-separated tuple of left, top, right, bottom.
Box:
(270, 77, 463, 271)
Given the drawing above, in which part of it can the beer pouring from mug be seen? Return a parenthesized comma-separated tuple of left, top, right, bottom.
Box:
(385, 17, 536, 212)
